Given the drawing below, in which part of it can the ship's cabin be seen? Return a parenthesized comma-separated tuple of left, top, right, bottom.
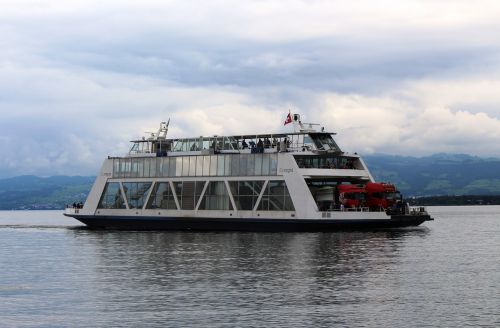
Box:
(128, 117, 345, 156)
(115, 122, 367, 185)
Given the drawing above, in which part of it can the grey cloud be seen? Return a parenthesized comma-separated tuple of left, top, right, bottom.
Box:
(42, 34, 497, 98)
(2, 0, 500, 177)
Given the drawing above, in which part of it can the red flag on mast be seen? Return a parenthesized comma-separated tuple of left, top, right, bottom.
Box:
(284, 111, 292, 125)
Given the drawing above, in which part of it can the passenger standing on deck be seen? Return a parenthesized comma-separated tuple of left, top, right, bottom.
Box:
(264, 138, 271, 148)
(257, 139, 264, 153)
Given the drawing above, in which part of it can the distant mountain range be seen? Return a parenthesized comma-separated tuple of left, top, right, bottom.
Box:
(363, 153, 500, 196)
(0, 153, 499, 209)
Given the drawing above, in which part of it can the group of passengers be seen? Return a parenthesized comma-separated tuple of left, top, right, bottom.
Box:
(240, 137, 290, 153)
(185, 137, 293, 153)
(69, 202, 84, 209)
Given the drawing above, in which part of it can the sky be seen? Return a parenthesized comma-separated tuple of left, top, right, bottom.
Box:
(1, 0, 500, 177)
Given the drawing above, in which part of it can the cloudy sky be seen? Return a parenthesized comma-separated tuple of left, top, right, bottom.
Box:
(1, 0, 500, 177)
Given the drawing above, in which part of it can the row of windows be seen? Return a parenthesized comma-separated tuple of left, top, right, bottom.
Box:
(112, 154, 279, 178)
(173, 136, 238, 152)
(294, 155, 359, 170)
(98, 180, 294, 212)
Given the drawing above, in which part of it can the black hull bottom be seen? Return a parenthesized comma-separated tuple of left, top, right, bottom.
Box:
(66, 214, 432, 232)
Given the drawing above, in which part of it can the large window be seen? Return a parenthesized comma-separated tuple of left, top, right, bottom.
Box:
(176, 157, 183, 176)
(210, 156, 217, 176)
(217, 155, 225, 176)
(158, 158, 169, 177)
(229, 181, 264, 210)
(148, 158, 156, 177)
(202, 156, 210, 176)
(308, 133, 339, 151)
(173, 181, 205, 210)
(231, 155, 240, 176)
(146, 182, 177, 210)
(121, 158, 131, 178)
(199, 181, 233, 210)
(131, 158, 140, 178)
(168, 157, 176, 176)
(98, 182, 126, 209)
(122, 182, 152, 209)
(257, 181, 295, 211)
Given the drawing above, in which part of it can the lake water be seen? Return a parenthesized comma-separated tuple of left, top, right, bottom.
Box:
(0, 207, 499, 327)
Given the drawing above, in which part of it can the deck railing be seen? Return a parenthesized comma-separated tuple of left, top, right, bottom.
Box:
(64, 207, 80, 215)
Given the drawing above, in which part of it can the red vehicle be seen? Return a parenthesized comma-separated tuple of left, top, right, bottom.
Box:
(365, 182, 401, 210)
(337, 184, 367, 209)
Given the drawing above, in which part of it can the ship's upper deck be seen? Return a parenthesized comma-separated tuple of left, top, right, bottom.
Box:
(107, 116, 370, 180)
(127, 117, 342, 157)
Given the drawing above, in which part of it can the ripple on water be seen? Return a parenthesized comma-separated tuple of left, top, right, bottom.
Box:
(0, 207, 499, 327)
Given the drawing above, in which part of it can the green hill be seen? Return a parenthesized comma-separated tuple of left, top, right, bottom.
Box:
(0, 175, 94, 210)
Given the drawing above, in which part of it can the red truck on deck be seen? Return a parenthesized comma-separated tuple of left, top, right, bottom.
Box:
(337, 184, 367, 209)
(365, 182, 401, 210)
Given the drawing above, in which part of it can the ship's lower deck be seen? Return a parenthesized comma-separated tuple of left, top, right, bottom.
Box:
(70, 149, 433, 231)
(65, 214, 432, 231)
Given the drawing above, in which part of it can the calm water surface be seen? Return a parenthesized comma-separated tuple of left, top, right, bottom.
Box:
(0, 207, 499, 327)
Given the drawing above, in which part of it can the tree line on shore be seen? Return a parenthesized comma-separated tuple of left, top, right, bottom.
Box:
(408, 195, 500, 206)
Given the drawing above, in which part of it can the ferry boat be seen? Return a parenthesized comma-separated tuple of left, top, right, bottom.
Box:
(64, 114, 432, 231)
